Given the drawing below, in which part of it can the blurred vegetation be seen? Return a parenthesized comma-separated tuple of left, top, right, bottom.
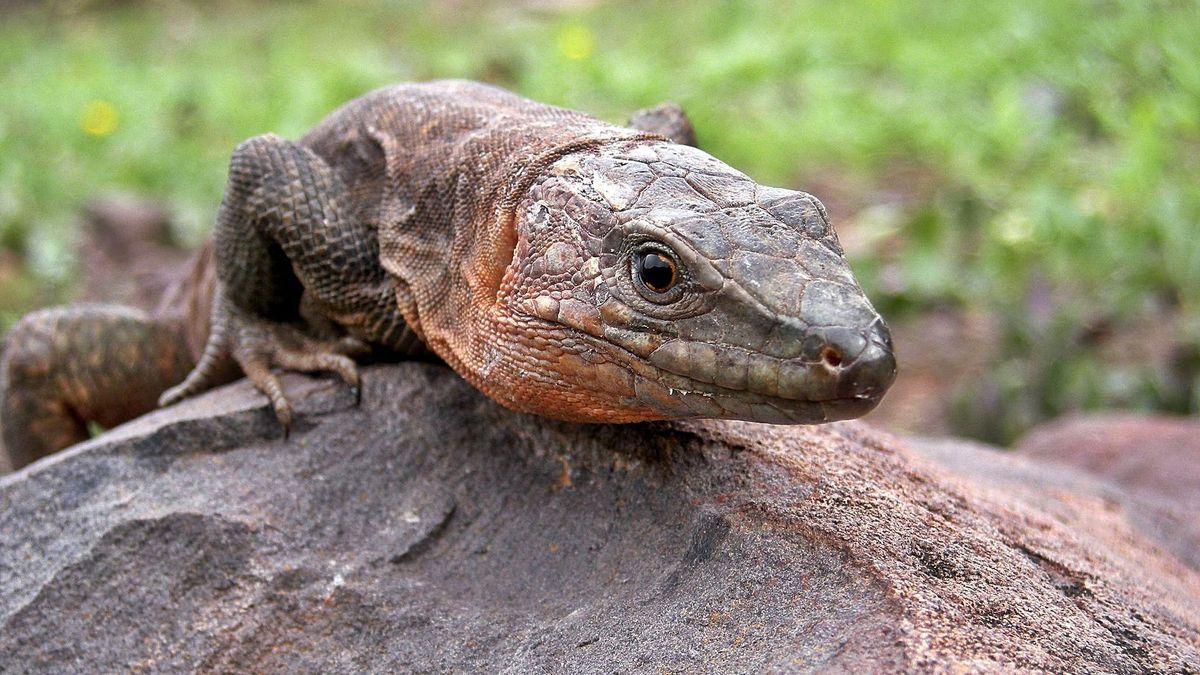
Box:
(1, 0, 1197, 443)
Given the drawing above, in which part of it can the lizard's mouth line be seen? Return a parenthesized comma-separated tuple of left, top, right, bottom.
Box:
(620, 347, 887, 424)
(637, 337, 888, 403)
(523, 311, 891, 423)
(649, 361, 880, 404)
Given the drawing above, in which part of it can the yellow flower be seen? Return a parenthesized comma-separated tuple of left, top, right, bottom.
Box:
(995, 210, 1034, 248)
(81, 100, 119, 137)
(556, 24, 596, 61)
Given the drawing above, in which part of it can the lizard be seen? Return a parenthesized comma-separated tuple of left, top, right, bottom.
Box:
(0, 80, 896, 470)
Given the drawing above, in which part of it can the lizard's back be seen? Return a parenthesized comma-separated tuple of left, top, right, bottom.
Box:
(300, 80, 619, 233)
(295, 80, 654, 358)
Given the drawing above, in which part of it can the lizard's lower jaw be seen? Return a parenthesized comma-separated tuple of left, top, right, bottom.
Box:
(637, 370, 892, 425)
(634, 322, 897, 424)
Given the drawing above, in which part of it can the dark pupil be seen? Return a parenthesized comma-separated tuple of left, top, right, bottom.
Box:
(639, 252, 676, 292)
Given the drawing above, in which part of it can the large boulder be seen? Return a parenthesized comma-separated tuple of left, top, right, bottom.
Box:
(0, 364, 1197, 672)
(1011, 412, 1200, 574)
(1015, 413, 1200, 506)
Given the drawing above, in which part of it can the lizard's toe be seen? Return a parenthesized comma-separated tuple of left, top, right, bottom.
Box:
(162, 288, 368, 428)
(158, 328, 233, 408)
(332, 336, 372, 358)
(229, 316, 364, 427)
(274, 349, 360, 393)
(234, 351, 295, 430)
(158, 382, 191, 409)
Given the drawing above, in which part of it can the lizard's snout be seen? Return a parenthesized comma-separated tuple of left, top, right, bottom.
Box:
(808, 321, 896, 402)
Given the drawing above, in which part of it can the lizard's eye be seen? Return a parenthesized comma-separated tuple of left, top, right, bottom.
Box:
(633, 245, 680, 298)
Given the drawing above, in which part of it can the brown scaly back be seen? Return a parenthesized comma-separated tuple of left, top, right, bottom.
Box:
(299, 81, 662, 397)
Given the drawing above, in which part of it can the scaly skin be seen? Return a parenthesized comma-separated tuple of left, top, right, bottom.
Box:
(0, 244, 222, 467)
(1, 81, 895, 469)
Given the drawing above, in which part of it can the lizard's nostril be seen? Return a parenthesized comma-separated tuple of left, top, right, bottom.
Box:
(820, 345, 843, 368)
(831, 322, 897, 400)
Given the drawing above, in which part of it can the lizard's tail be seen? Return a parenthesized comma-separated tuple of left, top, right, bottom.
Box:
(0, 305, 196, 470)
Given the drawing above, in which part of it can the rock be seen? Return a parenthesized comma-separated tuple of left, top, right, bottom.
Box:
(1013, 413, 1200, 570)
(83, 194, 177, 254)
(76, 193, 192, 311)
(1015, 413, 1200, 505)
(0, 364, 1197, 672)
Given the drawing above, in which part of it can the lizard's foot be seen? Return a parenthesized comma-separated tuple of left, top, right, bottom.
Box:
(628, 102, 698, 147)
(160, 298, 367, 431)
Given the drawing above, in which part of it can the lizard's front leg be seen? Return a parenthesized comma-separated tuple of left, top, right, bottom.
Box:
(160, 134, 402, 429)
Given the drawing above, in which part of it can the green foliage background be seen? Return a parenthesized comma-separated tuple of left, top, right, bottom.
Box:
(1, 0, 1197, 442)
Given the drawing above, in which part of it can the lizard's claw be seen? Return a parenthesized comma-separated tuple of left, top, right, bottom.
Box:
(239, 333, 362, 428)
(159, 296, 366, 431)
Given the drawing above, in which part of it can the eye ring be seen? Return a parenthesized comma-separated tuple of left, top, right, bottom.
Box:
(632, 244, 683, 301)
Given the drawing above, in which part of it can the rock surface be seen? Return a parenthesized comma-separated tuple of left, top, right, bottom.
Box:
(0, 364, 1197, 672)
(1016, 413, 1200, 506)
(1012, 412, 1200, 574)
(76, 193, 192, 311)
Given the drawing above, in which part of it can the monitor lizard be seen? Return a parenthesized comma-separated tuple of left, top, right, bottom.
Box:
(0, 80, 896, 469)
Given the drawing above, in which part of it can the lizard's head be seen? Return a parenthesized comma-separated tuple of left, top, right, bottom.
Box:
(497, 140, 895, 424)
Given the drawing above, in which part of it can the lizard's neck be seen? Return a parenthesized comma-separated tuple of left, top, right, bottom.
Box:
(381, 127, 661, 383)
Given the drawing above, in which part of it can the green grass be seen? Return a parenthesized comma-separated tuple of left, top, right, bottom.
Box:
(1, 0, 1198, 442)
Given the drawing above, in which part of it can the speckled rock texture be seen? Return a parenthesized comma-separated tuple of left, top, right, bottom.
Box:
(1, 364, 1197, 673)
(1013, 412, 1200, 574)
(1015, 413, 1200, 506)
